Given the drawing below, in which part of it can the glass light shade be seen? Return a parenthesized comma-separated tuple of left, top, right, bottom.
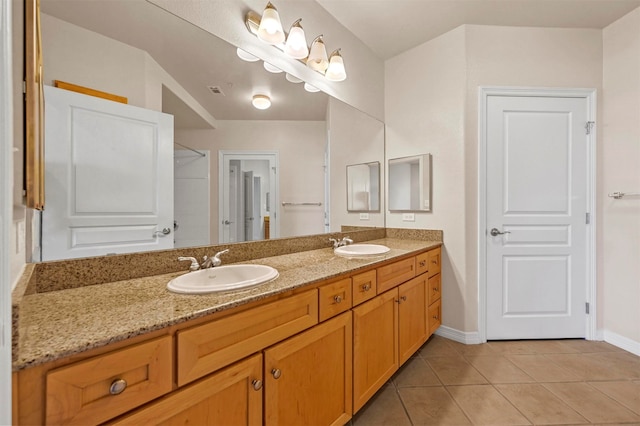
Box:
(257, 2, 285, 44)
(263, 62, 283, 73)
(285, 73, 303, 83)
(306, 36, 328, 72)
(325, 50, 347, 81)
(236, 48, 259, 62)
(252, 94, 271, 109)
(284, 20, 309, 59)
(304, 82, 320, 93)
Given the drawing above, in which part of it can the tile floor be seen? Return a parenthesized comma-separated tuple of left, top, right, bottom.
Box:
(351, 335, 640, 425)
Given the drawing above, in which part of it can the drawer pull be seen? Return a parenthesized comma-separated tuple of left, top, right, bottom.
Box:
(271, 368, 282, 379)
(334, 295, 343, 303)
(419, 260, 427, 267)
(252, 379, 263, 391)
(362, 284, 371, 292)
(109, 378, 127, 395)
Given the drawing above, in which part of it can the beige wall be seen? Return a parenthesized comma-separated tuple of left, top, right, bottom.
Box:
(602, 8, 640, 348)
(386, 24, 605, 336)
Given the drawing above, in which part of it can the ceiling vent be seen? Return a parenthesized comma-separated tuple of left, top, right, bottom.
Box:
(207, 85, 225, 96)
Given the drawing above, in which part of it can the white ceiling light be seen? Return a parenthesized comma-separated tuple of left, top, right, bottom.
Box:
(304, 83, 320, 93)
(252, 94, 272, 109)
(325, 49, 347, 82)
(257, 2, 285, 45)
(307, 35, 329, 72)
(285, 73, 303, 83)
(236, 47, 259, 62)
(263, 62, 283, 73)
(284, 19, 309, 59)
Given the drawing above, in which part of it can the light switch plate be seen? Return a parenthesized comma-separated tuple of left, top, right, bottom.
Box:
(359, 213, 370, 220)
(402, 213, 415, 222)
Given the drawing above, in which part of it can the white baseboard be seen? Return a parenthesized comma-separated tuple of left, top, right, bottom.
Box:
(603, 330, 640, 356)
(434, 325, 482, 345)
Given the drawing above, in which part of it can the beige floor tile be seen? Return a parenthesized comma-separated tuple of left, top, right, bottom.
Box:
(588, 381, 640, 415)
(447, 340, 500, 357)
(393, 356, 442, 388)
(419, 335, 460, 358)
(398, 386, 471, 425)
(426, 356, 488, 385)
(559, 339, 623, 353)
(465, 355, 534, 384)
(506, 354, 582, 382)
(585, 352, 640, 379)
(545, 353, 636, 380)
(352, 384, 411, 426)
(447, 384, 531, 425)
(495, 383, 587, 425)
(543, 382, 640, 424)
(487, 340, 540, 355)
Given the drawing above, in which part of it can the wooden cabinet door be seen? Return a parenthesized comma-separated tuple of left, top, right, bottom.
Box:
(264, 312, 352, 426)
(352, 290, 398, 413)
(398, 275, 428, 364)
(110, 354, 263, 426)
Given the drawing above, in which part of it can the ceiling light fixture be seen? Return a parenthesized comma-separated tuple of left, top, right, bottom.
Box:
(257, 2, 285, 45)
(252, 94, 272, 110)
(245, 3, 346, 82)
(236, 47, 259, 62)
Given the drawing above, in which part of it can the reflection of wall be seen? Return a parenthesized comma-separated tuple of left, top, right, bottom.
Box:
(176, 120, 326, 243)
(386, 24, 604, 339)
(329, 98, 385, 230)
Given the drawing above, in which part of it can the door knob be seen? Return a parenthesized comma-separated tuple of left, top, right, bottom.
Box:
(222, 220, 234, 225)
(153, 228, 171, 237)
(490, 228, 511, 236)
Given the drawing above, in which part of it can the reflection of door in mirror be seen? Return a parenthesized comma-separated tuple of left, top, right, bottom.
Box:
(388, 154, 432, 212)
(41, 86, 174, 261)
(346, 162, 380, 212)
(220, 152, 278, 243)
(174, 150, 210, 249)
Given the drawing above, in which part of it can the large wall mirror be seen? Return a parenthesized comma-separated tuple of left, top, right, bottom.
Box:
(35, 0, 385, 261)
(388, 154, 432, 212)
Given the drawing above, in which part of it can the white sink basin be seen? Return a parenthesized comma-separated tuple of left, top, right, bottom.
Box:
(334, 244, 390, 257)
(167, 264, 279, 294)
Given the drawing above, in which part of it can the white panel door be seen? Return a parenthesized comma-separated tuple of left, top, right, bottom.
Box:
(42, 86, 174, 260)
(486, 95, 588, 339)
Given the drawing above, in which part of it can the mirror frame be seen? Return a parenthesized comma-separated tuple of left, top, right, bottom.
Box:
(346, 161, 380, 212)
(388, 154, 432, 212)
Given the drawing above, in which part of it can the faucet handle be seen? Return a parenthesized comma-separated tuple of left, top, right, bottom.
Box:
(329, 238, 339, 248)
(214, 249, 230, 258)
(178, 256, 200, 271)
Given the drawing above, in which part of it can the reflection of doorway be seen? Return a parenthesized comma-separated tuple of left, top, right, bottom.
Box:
(174, 150, 210, 248)
(219, 151, 278, 243)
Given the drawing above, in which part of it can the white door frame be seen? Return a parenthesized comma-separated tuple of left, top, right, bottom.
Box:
(478, 86, 597, 343)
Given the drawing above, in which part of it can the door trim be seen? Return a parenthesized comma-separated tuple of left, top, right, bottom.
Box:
(478, 86, 597, 342)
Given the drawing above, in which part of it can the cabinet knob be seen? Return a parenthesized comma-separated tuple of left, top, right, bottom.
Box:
(433, 287, 439, 292)
(431, 259, 438, 265)
(334, 295, 342, 303)
(362, 283, 371, 292)
(252, 379, 263, 391)
(401, 296, 407, 301)
(109, 378, 127, 395)
(433, 315, 439, 320)
(271, 368, 282, 379)
(419, 260, 427, 267)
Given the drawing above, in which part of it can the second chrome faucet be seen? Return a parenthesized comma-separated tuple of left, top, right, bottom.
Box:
(178, 249, 230, 271)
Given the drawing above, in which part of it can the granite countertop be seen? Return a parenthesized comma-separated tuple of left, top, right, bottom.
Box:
(13, 238, 441, 370)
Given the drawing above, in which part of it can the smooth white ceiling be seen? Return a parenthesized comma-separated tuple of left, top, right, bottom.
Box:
(316, 0, 640, 59)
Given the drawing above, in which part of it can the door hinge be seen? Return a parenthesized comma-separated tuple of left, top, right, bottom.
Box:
(585, 302, 590, 314)
(585, 121, 595, 135)
(22, 80, 27, 94)
(586, 212, 591, 224)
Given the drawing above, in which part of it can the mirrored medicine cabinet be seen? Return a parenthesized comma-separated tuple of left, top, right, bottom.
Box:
(346, 162, 380, 212)
(388, 154, 432, 212)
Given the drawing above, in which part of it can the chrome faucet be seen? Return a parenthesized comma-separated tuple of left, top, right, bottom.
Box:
(178, 256, 200, 271)
(329, 237, 353, 249)
(201, 249, 230, 268)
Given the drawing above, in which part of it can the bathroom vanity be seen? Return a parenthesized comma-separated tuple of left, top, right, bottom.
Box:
(12, 233, 441, 425)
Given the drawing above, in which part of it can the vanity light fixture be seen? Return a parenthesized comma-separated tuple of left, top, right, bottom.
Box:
(263, 61, 283, 73)
(325, 49, 347, 81)
(245, 3, 346, 82)
(252, 94, 272, 109)
(285, 73, 303, 83)
(257, 2, 285, 45)
(303, 82, 320, 93)
(284, 19, 309, 59)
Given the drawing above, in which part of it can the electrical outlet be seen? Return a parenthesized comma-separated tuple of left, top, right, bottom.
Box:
(359, 213, 369, 220)
(402, 213, 415, 222)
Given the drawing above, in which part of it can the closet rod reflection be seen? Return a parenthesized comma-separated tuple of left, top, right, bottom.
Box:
(608, 191, 640, 199)
(281, 202, 322, 206)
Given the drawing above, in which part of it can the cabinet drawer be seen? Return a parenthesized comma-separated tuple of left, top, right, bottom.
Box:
(428, 299, 442, 335)
(427, 247, 441, 278)
(415, 251, 430, 276)
(428, 273, 441, 305)
(352, 270, 377, 306)
(319, 278, 352, 322)
(177, 290, 318, 386)
(45, 336, 172, 425)
(377, 257, 416, 294)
